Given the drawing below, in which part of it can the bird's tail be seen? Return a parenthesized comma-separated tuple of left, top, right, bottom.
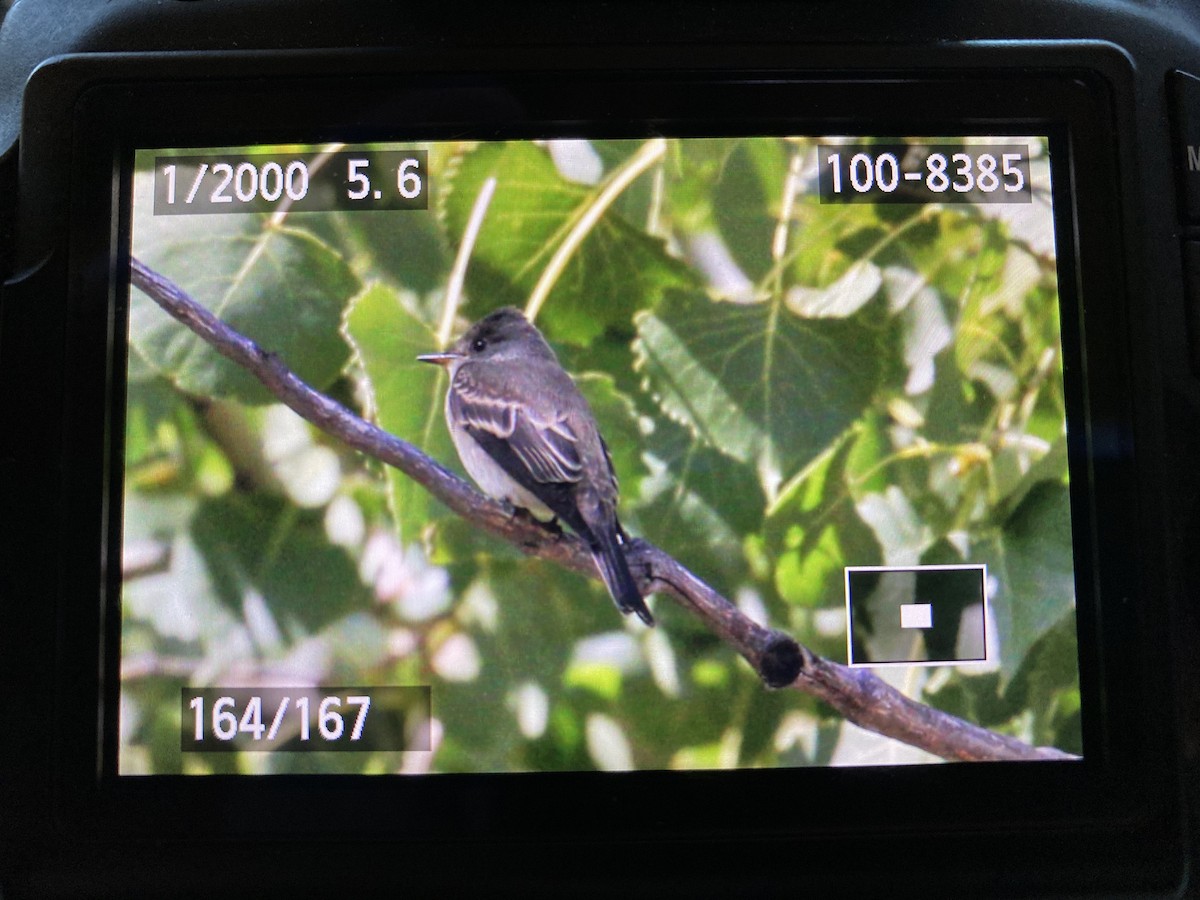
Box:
(590, 525, 653, 626)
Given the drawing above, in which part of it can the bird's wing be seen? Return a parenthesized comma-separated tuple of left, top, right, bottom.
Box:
(599, 434, 618, 491)
(451, 368, 584, 485)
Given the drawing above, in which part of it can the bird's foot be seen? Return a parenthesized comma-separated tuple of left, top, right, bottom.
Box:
(510, 507, 563, 546)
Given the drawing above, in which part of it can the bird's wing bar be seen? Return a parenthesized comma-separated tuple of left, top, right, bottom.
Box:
(451, 378, 517, 436)
(451, 371, 584, 484)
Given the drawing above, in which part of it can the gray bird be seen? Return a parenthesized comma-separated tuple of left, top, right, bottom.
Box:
(418, 307, 653, 625)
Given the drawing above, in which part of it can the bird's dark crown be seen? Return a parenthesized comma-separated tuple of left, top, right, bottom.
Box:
(455, 307, 557, 361)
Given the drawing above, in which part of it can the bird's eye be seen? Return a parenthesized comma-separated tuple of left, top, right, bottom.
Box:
(471, 337, 488, 352)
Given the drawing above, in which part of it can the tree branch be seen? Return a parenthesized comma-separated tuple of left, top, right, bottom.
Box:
(129, 257, 1074, 763)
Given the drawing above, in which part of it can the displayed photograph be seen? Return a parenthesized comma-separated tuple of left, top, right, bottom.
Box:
(119, 135, 1080, 774)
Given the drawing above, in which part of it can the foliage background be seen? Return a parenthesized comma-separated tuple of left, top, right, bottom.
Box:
(121, 136, 1081, 774)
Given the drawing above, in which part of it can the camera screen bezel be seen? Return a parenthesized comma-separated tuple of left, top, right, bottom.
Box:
(33, 48, 1173, 875)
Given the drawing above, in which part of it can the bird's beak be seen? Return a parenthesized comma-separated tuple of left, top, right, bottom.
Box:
(417, 352, 463, 367)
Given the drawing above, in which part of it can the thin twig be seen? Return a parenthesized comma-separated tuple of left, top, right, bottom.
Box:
(130, 258, 1074, 763)
(438, 176, 496, 347)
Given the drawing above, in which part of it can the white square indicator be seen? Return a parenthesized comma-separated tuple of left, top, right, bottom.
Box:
(900, 603, 933, 629)
(844, 563, 988, 667)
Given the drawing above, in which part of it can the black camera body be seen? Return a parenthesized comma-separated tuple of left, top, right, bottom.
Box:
(1, 0, 1198, 896)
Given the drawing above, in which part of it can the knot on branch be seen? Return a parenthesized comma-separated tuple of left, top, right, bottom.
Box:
(759, 633, 804, 688)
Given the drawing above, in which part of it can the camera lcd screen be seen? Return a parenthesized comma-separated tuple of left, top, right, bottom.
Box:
(118, 135, 1080, 775)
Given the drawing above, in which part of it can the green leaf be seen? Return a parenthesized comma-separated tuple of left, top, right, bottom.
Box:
(190, 493, 370, 636)
(557, 333, 644, 405)
(845, 410, 891, 495)
(122, 498, 240, 648)
(439, 142, 694, 345)
(590, 140, 657, 223)
(855, 486, 933, 567)
(1003, 610, 1082, 752)
(634, 290, 884, 499)
(343, 282, 457, 543)
(634, 416, 764, 588)
(980, 481, 1076, 681)
(883, 266, 952, 395)
(992, 436, 1068, 521)
(785, 259, 883, 319)
(661, 139, 737, 234)
(130, 186, 360, 404)
(766, 433, 880, 627)
(123, 359, 186, 472)
(709, 138, 789, 283)
(774, 524, 844, 609)
(320, 207, 451, 296)
(918, 345, 993, 446)
(433, 560, 617, 772)
(575, 373, 649, 502)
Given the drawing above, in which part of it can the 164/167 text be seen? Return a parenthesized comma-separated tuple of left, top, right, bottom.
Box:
(180, 686, 431, 753)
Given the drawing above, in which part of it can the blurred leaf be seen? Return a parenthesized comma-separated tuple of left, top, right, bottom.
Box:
(979, 481, 1075, 681)
(786, 259, 882, 318)
(665, 139, 739, 233)
(919, 345, 992, 446)
(123, 363, 187, 474)
(123, 531, 238, 646)
(948, 223, 1022, 398)
(320, 206, 451, 296)
(882, 267, 953, 395)
(1003, 610, 1082, 752)
(923, 669, 1011, 730)
(191, 493, 371, 637)
(904, 209, 1006, 308)
(844, 410, 891, 495)
(635, 416, 764, 588)
(131, 186, 360, 404)
(709, 138, 788, 283)
(589, 140, 656, 224)
(439, 142, 694, 345)
(122, 489, 197, 544)
(635, 290, 884, 499)
(993, 437, 1068, 520)
(434, 560, 615, 772)
(774, 524, 844, 609)
(738, 688, 793, 765)
(676, 140, 889, 305)
(557, 333, 644, 404)
(564, 663, 623, 701)
(122, 487, 257, 662)
(854, 486, 932, 568)
(343, 282, 456, 542)
(765, 431, 879, 651)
